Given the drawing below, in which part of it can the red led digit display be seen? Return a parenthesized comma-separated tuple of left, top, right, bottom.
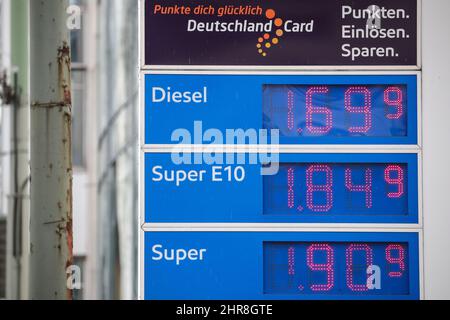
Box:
(264, 242, 410, 295)
(263, 85, 407, 138)
(264, 163, 408, 216)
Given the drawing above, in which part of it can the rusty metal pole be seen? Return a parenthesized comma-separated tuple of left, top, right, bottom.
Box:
(29, 0, 73, 300)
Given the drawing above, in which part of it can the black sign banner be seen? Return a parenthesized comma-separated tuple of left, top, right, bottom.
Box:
(143, 0, 419, 67)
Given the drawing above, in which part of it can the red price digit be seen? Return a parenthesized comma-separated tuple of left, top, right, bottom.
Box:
(306, 165, 333, 212)
(307, 244, 335, 292)
(288, 246, 295, 276)
(287, 90, 295, 131)
(386, 244, 406, 277)
(345, 86, 372, 133)
(306, 87, 333, 134)
(287, 168, 295, 209)
(384, 165, 405, 198)
(345, 168, 373, 208)
(346, 244, 373, 292)
(384, 87, 404, 120)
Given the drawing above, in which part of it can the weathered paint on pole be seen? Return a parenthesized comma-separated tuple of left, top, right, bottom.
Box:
(29, 0, 73, 300)
(6, 0, 30, 300)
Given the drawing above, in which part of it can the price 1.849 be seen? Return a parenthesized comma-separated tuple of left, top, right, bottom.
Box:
(264, 163, 408, 216)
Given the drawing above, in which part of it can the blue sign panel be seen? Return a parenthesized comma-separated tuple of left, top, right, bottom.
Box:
(144, 232, 420, 300)
(144, 74, 418, 145)
(144, 153, 419, 223)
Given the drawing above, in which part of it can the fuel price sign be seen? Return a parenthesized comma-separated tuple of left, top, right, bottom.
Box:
(140, 0, 423, 303)
(144, 153, 419, 224)
(142, 73, 419, 145)
(144, 232, 420, 300)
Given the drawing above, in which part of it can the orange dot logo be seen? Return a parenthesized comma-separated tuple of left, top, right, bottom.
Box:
(257, 8, 286, 57)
